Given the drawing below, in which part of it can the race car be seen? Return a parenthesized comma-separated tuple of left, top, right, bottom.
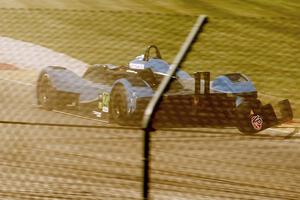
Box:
(36, 45, 293, 134)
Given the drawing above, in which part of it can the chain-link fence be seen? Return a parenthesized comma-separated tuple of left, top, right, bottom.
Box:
(0, 8, 299, 200)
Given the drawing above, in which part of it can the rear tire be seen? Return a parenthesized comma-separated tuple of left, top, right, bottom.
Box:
(109, 85, 128, 124)
(37, 74, 59, 111)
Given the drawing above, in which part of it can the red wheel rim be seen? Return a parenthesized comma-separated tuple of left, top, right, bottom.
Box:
(251, 115, 263, 131)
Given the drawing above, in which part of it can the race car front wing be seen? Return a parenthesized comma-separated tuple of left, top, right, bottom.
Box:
(261, 99, 293, 129)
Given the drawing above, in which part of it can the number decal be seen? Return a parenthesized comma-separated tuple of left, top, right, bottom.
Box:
(102, 92, 110, 112)
(98, 102, 103, 110)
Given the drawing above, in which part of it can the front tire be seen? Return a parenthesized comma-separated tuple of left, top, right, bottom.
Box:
(236, 101, 264, 134)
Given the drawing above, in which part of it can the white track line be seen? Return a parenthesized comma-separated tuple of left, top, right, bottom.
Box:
(53, 110, 109, 124)
(0, 36, 87, 76)
(0, 76, 34, 86)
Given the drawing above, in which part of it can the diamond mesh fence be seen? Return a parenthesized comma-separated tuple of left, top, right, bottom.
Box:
(0, 8, 299, 200)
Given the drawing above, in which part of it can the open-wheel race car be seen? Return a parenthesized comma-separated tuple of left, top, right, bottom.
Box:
(36, 45, 293, 134)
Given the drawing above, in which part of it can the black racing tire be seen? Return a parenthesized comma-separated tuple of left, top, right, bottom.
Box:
(37, 74, 59, 111)
(237, 114, 264, 135)
(109, 85, 128, 124)
(236, 101, 264, 135)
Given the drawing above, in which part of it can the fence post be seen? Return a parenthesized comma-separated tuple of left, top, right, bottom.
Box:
(142, 15, 208, 200)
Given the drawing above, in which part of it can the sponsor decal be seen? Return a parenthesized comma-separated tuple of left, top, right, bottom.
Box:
(129, 63, 145, 69)
(251, 115, 263, 130)
(102, 92, 110, 113)
(92, 111, 102, 118)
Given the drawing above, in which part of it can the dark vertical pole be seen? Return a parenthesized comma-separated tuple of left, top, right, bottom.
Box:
(194, 72, 201, 105)
(204, 72, 210, 94)
(142, 15, 208, 200)
(194, 72, 201, 96)
(143, 126, 151, 199)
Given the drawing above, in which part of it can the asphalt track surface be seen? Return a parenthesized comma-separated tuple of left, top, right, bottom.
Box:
(0, 70, 300, 200)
